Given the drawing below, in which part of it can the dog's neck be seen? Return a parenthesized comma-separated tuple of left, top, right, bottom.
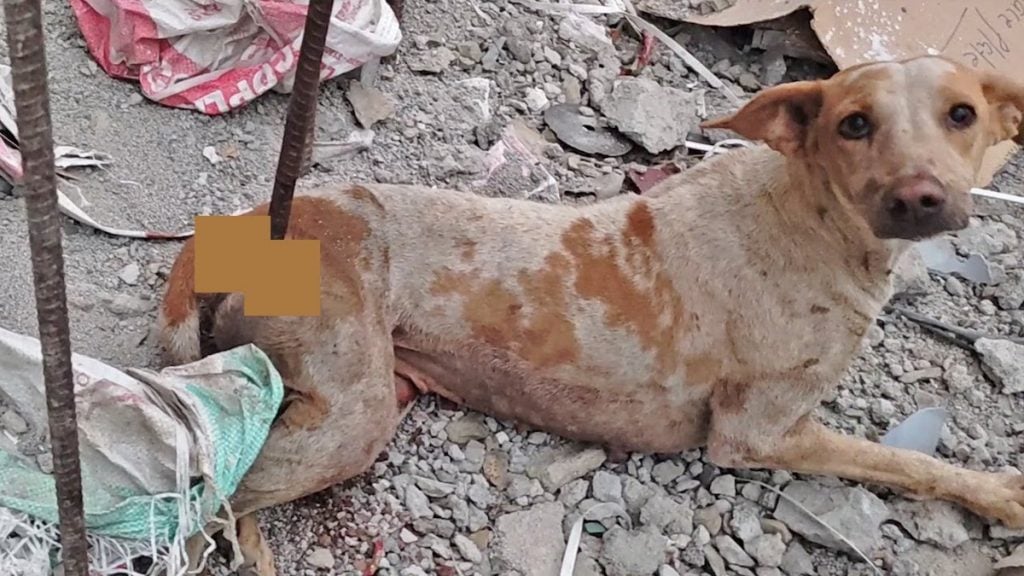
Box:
(647, 146, 908, 294)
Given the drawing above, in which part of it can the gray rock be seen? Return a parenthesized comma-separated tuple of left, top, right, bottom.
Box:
(956, 221, 1018, 255)
(891, 246, 930, 295)
(557, 13, 614, 54)
(453, 533, 483, 563)
(892, 501, 970, 550)
(729, 502, 764, 543)
(773, 481, 889, 555)
(524, 88, 550, 113)
(640, 494, 694, 535)
(415, 476, 456, 498)
(658, 566, 681, 576)
(346, 81, 394, 129)
(118, 262, 141, 285)
(715, 535, 755, 567)
(1, 410, 28, 435)
(592, 470, 623, 503)
(695, 506, 723, 535)
(405, 485, 433, 519)
(779, 541, 814, 575)
(622, 477, 654, 514)
(574, 552, 604, 576)
(745, 534, 786, 567)
(710, 474, 737, 497)
(527, 445, 606, 491)
(407, 46, 457, 73)
(601, 77, 696, 154)
(599, 525, 668, 576)
(652, 461, 687, 485)
(704, 545, 728, 576)
(306, 547, 335, 569)
(560, 478, 590, 508)
(446, 414, 490, 444)
(975, 338, 1024, 393)
(491, 502, 565, 575)
(995, 270, 1024, 310)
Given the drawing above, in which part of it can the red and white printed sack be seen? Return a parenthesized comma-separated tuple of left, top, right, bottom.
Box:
(69, 0, 402, 115)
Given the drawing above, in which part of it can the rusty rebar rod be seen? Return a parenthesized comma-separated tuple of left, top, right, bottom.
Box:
(268, 0, 336, 240)
(3, 0, 89, 573)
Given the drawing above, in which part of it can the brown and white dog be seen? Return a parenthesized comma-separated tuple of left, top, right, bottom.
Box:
(159, 55, 1024, 573)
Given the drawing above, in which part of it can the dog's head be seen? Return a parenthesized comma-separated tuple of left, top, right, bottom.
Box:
(703, 56, 1024, 241)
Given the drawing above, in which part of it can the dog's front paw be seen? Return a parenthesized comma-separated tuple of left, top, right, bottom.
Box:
(969, 472, 1024, 529)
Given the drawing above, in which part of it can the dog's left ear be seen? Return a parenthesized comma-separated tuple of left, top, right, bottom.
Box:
(701, 80, 824, 156)
(980, 71, 1024, 146)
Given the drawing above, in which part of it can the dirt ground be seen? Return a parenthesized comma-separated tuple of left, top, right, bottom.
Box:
(1, 0, 1023, 575)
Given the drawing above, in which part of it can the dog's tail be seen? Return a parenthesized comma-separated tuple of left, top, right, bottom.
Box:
(157, 238, 203, 364)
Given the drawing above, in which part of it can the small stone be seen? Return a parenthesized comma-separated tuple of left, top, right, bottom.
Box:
(560, 478, 590, 508)
(492, 502, 565, 575)
(407, 46, 457, 73)
(945, 276, 966, 297)
(416, 476, 456, 498)
(710, 474, 737, 497)
(118, 262, 141, 285)
(728, 502, 764, 543)
(892, 500, 970, 550)
(399, 528, 419, 544)
(453, 533, 483, 563)
(601, 77, 696, 154)
(745, 534, 786, 567)
(640, 494, 694, 535)
(557, 13, 614, 54)
(622, 477, 653, 514)
(994, 270, 1024, 310)
(738, 72, 760, 91)
(524, 88, 550, 113)
(891, 247, 930, 295)
(695, 506, 723, 535)
(592, 470, 623, 503)
(306, 547, 335, 569)
(899, 367, 942, 384)
(35, 452, 53, 474)
(658, 565, 681, 576)
(405, 485, 434, 519)
(527, 446, 606, 491)
(346, 81, 394, 128)
(715, 535, 755, 567)
(760, 519, 791, 543)
(705, 545, 728, 576)
(779, 542, 813, 575)
(773, 481, 889, 555)
(956, 221, 1018, 255)
(446, 415, 490, 444)
(506, 38, 533, 64)
(1, 410, 28, 435)
(599, 525, 668, 576)
(652, 461, 686, 485)
(975, 338, 1024, 393)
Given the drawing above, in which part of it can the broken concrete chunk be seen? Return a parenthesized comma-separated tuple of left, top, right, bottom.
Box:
(557, 13, 615, 55)
(975, 338, 1024, 394)
(346, 81, 394, 129)
(891, 246, 930, 296)
(491, 502, 565, 575)
(773, 481, 889, 556)
(892, 500, 970, 550)
(526, 445, 606, 491)
(599, 525, 669, 576)
(601, 78, 697, 154)
(407, 46, 457, 73)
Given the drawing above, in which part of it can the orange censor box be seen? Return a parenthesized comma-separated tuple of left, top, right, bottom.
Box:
(193, 215, 321, 316)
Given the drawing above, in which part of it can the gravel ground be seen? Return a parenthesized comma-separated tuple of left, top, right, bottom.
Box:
(1, 0, 1023, 575)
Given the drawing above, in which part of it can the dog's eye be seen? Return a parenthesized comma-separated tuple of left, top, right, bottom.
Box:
(838, 113, 872, 140)
(948, 103, 976, 129)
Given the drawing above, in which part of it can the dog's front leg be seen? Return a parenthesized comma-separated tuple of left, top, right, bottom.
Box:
(706, 385, 1024, 528)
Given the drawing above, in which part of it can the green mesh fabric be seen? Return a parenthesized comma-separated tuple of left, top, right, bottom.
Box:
(0, 345, 283, 542)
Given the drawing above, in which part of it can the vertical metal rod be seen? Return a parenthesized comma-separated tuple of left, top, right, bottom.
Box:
(3, 0, 89, 573)
(268, 0, 336, 240)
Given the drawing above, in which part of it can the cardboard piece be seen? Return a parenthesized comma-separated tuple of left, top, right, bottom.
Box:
(639, 0, 1024, 185)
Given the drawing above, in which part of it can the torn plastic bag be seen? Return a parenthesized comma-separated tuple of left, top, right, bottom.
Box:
(0, 326, 284, 575)
(68, 0, 402, 115)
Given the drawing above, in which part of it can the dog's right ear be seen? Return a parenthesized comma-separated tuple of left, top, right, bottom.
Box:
(701, 81, 824, 157)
